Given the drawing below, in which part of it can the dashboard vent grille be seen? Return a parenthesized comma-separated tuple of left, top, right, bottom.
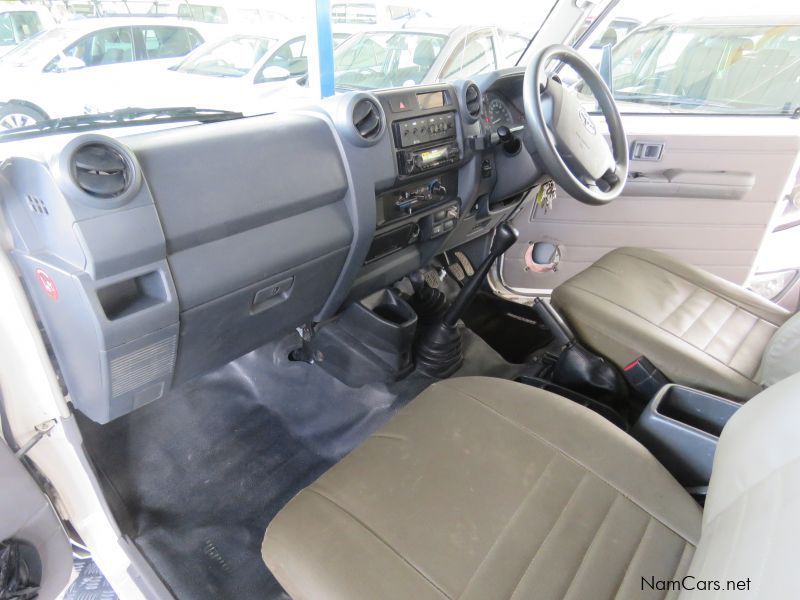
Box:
(352, 98, 382, 141)
(72, 143, 130, 199)
(26, 194, 49, 216)
(465, 84, 481, 119)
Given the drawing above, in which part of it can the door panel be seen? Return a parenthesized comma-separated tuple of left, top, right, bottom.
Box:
(1, 441, 72, 599)
(503, 115, 800, 293)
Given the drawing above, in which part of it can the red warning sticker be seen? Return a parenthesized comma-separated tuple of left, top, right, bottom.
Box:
(35, 268, 59, 301)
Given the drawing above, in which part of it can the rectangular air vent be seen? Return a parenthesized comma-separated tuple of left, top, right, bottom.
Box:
(110, 335, 177, 398)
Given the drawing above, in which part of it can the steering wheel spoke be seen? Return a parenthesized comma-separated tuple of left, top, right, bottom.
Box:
(523, 44, 629, 206)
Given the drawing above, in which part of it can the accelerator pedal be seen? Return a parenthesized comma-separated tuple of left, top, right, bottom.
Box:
(455, 251, 475, 277)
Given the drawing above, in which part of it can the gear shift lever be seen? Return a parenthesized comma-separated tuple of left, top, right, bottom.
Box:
(416, 222, 519, 377)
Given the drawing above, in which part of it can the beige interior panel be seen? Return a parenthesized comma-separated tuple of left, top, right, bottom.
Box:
(502, 116, 800, 293)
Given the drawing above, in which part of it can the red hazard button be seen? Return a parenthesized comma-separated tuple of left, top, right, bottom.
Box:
(35, 268, 59, 301)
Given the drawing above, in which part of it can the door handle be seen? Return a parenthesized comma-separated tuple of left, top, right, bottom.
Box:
(630, 141, 664, 161)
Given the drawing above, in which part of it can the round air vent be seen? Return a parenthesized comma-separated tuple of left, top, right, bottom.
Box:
(71, 143, 131, 199)
(351, 98, 383, 143)
(464, 83, 482, 121)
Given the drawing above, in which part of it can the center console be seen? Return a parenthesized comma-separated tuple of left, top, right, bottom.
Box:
(365, 86, 464, 264)
(633, 384, 742, 490)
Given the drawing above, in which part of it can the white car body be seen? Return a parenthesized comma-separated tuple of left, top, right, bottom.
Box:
(0, 17, 210, 127)
(113, 31, 352, 116)
(0, 3, 55, 58)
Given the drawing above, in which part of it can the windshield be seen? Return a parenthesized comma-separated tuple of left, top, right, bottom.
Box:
(334, 31, 447, 89)
(0, 0, 557, 138)
(0, 25, 72, 64)
(590, 23, 800, 115)
(176, 35, 277, 77)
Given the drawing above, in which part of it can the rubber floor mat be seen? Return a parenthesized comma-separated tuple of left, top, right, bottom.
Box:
(77, 329, 512, 600)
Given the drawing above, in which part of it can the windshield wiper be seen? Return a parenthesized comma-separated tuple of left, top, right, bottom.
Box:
(613, 92, 734, 110)
(0, 106, 244, 141)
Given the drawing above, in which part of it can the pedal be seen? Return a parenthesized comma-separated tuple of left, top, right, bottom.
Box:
(455, 251, 475, 277)
(448, 263, 466, 282)
(423, 269, 440, 289)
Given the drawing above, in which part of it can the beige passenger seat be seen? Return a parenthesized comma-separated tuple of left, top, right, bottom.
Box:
(262, 373, 800, 599)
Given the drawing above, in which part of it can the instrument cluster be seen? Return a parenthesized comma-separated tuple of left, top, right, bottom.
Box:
(482, 91, 525, 132)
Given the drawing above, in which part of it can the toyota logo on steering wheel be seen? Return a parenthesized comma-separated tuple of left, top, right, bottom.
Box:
(578, 108, 596, 135)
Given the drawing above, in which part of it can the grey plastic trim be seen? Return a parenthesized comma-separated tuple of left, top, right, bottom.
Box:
(632, 384, 741, 487)
(0, 441, 72, 599)
(335, 92, 387, 148)
(50, 134, 143, 210)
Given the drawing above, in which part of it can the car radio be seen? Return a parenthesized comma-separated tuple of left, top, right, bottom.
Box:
(391, 110, 459, 176)
(393, 112, 456, 148)
(398, 143, 460, 175)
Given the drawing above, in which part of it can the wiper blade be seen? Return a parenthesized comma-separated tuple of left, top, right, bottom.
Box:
(614, 92, 732, 110)
(0, 106, 243, 140)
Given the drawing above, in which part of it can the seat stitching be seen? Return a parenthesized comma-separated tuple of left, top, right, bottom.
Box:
(612, 517, 654, 600)
(440, 383, 699, 542)
(657, 286, 699, 327)
(700, 305, 743, 353)
(458, 454, 557, 599)
(562, 283, 758, 381)
(725, 316, 767, 368)
(305, 487, 452, 600)
(669, 541, 693, 582)
(610, 249, 787, 325)
(561, 493, 620, 600)
(508, 471, 590, 600)
(677, 295, 727, 339)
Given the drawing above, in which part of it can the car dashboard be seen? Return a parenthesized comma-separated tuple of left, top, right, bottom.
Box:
(0, 68, 540, 423)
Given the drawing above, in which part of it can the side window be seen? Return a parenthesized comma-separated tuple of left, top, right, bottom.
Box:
(331, 3, 377, 25)
(257, 37, 307, 81)
(12, 12, 43, 43)
(440, 32, 496, 80)
(0, 13, 14, 46)
(139, 26, 197, 60)
(64, 27, 134, 67)
(387, 5, 411, 20)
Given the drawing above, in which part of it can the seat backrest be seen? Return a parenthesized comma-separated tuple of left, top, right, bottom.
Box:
(756, 311, 800, 386)
(681, 371, 800, 598)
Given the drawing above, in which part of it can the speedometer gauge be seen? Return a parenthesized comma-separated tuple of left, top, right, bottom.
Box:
(485, 96, 513, 128)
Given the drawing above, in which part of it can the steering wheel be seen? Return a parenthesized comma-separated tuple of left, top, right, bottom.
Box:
(522, 44, 628, 205)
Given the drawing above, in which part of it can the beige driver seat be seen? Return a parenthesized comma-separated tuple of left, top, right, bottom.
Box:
(262, 374, 800, 599)
(551, 247, 793, 401)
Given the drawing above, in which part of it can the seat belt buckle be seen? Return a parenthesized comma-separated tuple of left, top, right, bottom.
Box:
(622, 356, 670, 403)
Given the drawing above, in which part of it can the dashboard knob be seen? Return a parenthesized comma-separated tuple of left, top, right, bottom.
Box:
(497, 125, 513, 143)
(429, 180, 447, 196)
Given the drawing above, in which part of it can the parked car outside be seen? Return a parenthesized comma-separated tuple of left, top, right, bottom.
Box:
(279, 24, 529, 101)
(0, 17, 209, 131)
(113, 30, 352, 115)
(596, 14, 800, 114)
(330, 1, 432, 34)
(0, 3, 54, 58)
(148, 0, 295, 29)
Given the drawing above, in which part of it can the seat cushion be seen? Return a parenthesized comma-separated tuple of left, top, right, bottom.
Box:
(262, 377, 702, 600)
(551, 247, 791, 401)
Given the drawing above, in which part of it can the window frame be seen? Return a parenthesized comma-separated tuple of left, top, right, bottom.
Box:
(436, 28, 498, 82)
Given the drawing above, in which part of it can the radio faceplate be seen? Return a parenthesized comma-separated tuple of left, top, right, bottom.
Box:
(393, 112, 456, 148)
(398, 143, 460, 176)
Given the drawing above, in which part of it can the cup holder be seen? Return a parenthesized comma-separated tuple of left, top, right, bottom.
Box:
(633, 384, 742, 487)
(361, 289, 417, 328)
(308, 288, 418, 387)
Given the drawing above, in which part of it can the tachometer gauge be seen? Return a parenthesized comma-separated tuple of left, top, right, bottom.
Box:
(485, 96, 513, 128)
